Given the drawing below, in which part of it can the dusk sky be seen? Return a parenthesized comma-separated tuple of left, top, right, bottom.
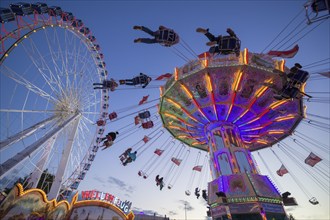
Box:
(0, 0, 329, 219)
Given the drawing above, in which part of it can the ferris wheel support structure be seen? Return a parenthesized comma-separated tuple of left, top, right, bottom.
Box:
(0, 115, 56, 151)
(0, 113, 80, 178)
(29, 134, 57, 189)
(48, 114, 81, 200)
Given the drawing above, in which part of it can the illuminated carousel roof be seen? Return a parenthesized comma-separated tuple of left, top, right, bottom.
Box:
(159, 49, 305, 151)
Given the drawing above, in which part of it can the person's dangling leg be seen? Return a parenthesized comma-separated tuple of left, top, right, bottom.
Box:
(134, 38, 158, 44)
(140, 26, 157, 36)
(204, 32, 217, 42)
(125, 80, 135, 86)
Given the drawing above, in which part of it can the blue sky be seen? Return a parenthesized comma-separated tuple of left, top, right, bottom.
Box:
(0, 0, 329, 219)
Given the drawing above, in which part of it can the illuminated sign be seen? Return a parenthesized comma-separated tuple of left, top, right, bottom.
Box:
(81, 190, 132, 214)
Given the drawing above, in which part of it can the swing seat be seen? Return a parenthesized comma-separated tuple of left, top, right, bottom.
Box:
(139, 111, 151, 119)
(309, 197, 319, 205)
(209, 36, 241, 55)
(142, 121, 154, 129)
(158, 29, 179, 47)
(290, 69, 309, 85)
(311, 0, 329, 12)
(283, 197, 298, 206)
(108, 112, 118, 120)
(280, 85, 300, 99)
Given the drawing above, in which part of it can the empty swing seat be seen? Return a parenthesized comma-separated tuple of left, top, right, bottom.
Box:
(109, 112, 117, 120)
(142, 121, 154, 129)
(309, 197, 319, 205)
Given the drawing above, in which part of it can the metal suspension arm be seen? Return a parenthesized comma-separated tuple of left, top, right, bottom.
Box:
(0, 113, 80, 178)
(0, 115, 56, 151)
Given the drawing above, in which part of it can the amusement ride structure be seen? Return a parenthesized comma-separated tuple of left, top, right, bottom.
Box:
(159, 50, 305, 219)
(0, 2, 109, 200)
(0, 1, 329, 220)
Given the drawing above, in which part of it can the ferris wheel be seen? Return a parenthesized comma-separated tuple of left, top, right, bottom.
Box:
(0, 2, 109, 200)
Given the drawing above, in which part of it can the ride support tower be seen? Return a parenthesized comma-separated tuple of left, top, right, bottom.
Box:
(159, 49, 306, 220)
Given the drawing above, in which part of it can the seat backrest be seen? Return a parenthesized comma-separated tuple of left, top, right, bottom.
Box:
(291, 70, 309, 84)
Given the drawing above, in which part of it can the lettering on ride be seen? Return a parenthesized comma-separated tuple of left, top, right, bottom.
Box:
(81, 190, 132, 214)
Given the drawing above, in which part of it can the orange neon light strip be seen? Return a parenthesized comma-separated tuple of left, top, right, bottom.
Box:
(280, 59, 285, 72)
(167, 125, 197, 133)
(159, 86, 164, 97)
(180, 83, 211, 122)
(203, 58, 209, 67)
(165, 97, 202, 124)
(233, 71, 243, 91)
(205, 73, 213, 93)
(226, 92, 236, 121)
(256, 140, 268, 144)
(165, 97, 181, 109)
(301, 82, 307, 93)
(269, 100, 289, 109)
(180, 83, 193, 99)
(254, 79, 272, 98)
(241, 121, 273, 132)
(274, 114, 296, 122)
(243, 48, 249, 65)
(232, 98, 257, 123)
(226, 71, 243, 121)
(164, 112, 195, 127)
(205, 73, 219, 121)
(174, 67, 179, 81)
(239, 99, 289, 127)
(267, 130, 285, 135)
(233, 79, 272, 123)
(238, 109, 270, 127)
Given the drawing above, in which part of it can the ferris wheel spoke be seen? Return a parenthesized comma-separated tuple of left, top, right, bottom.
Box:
(41, 29, 68, 95)
(81, 111, 101, 115)
(0, 109, 58, 114)
(21, 39, 63, 96)
(81, 115, 95, 127)
(82, 99, 101, 111)
(1, 66, 58, 103)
